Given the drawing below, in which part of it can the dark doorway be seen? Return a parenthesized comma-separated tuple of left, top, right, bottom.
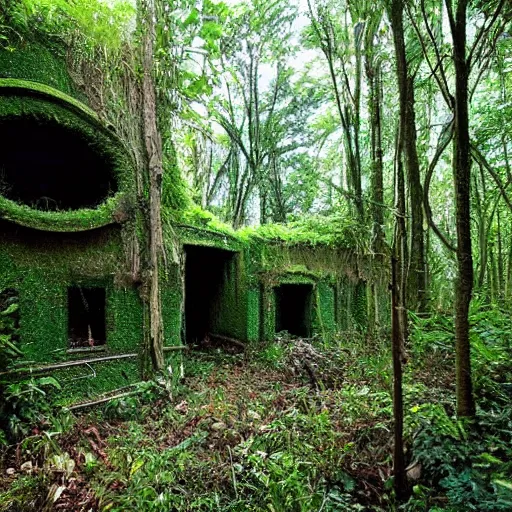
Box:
(275, 284, 313, 337)
(0, 117, 118, 210)
(68, 287, 106, 349)
(184, 245, 234, 343)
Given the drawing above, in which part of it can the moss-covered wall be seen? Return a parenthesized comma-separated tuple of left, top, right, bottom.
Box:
(0, 221, 143, 402)
(0, 41, 80, 99)
(161, 264, 183, 347)
(211, 252, 248, 340)
(0, 81, 135, 232)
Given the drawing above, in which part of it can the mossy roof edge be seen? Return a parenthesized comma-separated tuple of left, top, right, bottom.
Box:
(0, 79, 131, 158)
(0, 195, 123, 232)
(175, 224, 244, 252)
(0, 78, 98, 121)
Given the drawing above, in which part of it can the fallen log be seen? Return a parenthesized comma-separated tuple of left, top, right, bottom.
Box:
(208, 333, 246, 350)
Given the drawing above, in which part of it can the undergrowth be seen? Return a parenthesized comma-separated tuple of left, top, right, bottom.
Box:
(0, 305, 511, 511)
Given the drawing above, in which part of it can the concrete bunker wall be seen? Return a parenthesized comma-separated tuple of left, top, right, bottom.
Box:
(255, 243, 387, 341)
(179, 225, 252, 344)
(0, 70, 143, 404)
(0, 222, 143, 403)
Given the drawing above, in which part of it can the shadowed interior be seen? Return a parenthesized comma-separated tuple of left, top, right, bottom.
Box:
(184, 245, 234, 343)
(275, 283, 313, 337)
(68, 287, 106, 348)
(0, 117, 118, 210)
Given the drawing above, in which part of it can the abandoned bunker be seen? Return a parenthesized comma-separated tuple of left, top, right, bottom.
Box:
(0, 42, 387, 405)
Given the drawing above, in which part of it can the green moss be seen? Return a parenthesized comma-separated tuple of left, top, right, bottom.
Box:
(239, 214, 370, 250)
(352, 281, 368, 331)
(260, 285, 277, 342)
(246, 288, 260, 342)
(53, 359, 142, 406)
(0, 42, 79, 98)
(0, 78, 97, 119)
(0, 223, 142, 371)
(161, 267, 183, 347)
(314, 281, 336, 339)
(211, 253, 248, 341)
(176, 225, 243, 252)
(0, 195, 124, 232)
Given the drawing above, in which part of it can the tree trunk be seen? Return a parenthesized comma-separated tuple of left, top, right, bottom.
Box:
(449, 0, 475, 418)
(391, 255, 407, 500)
(366, 51, 384, 335)
(141, 0, 164, 371)
(367, 58, 385, 254)
(404, 75, 427, 313)
(389, 0, 409, 343)
(389, 0, 426, 314)
(497, 208, 504, 303)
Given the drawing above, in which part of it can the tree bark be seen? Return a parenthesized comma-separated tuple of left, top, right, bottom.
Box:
(367, 56, 385, 254)
(404, 75, 427, 313)
(141, 0, 165, 371)
(448, 0, 475, 418)
(391, 255, 407, 500)
(389, 0, 426, 313)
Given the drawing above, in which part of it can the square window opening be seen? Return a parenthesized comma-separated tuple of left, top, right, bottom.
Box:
(68, 287, 106, 350)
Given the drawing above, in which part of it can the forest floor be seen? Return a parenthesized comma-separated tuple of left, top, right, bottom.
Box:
(1, 309, 512, 511)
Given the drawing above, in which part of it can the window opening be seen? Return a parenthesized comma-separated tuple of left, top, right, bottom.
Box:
(0, 117, 118, 210)
(68, 286, 106, 349)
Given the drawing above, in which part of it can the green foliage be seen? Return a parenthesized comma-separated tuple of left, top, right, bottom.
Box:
(240, 213, 370, 250)
(2, 0, 135, 51)
(404, 404, 512, 511)
(404, 307, 512, 511)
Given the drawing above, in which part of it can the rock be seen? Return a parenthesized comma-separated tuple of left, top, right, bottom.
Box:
(406, 461, 422, 481)
(174, 400, 188, 414)
(211, 421, 227, 432)
(20, 461, 33, 472)
(6, 468, 15, 475)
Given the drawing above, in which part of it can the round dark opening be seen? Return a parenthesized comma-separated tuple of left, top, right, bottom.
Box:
(0, 117, 118, 210)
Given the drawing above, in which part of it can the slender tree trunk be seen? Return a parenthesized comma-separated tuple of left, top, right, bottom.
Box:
(449, 0, 475, 418)
(389, 0, 410, 343)
(367, 59, 385, 254)
(391, 255, 407, 500)
(141, 0, 164, 371)
(506, 224, 512, 301)
(497, 208, 504, 302)
(366, 51, 384, 334)
(404, 75, 427, 313)
(389, 0, 426, 313)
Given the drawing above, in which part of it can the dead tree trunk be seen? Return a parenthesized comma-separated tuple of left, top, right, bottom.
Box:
(141, 0, 164, 371)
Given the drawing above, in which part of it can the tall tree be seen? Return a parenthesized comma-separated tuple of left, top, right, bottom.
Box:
(140, 0, 165, 371)
(446, 0, 474, 417)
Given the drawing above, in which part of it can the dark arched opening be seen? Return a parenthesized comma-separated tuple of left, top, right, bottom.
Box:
(0, 117, 118, 210)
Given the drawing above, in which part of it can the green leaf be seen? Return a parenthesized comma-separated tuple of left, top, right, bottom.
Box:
(37, 376, 61, 390)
